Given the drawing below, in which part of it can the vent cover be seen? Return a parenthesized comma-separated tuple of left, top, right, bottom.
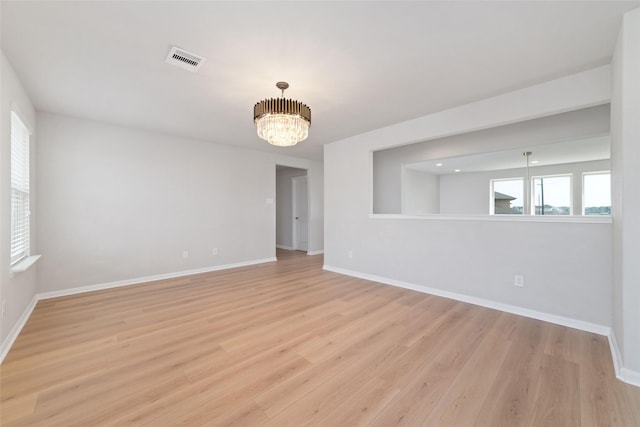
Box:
(165, 46, 206, 72)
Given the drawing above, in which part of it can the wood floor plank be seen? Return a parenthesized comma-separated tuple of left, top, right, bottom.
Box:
(376, 301, 476, 387)
(259, 357, 387, 427)
(579, 331, 640, 427)
(254, 336, 407, 418)
(420, 312, 514, 426)
(369, 305, 500, 426)
(1, 249, 638, 426)
(544, 322, 582, 364)
(311, 376, 400, 427)
(472, 317, 548, 427)
(528, 353, 581, 426)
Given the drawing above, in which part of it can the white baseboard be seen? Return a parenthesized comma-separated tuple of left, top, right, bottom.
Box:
(275, 246, 323, 256)
(0, 257, 277, 364)
(0, 295, 38, 364)
(608, 332, 624, 381)
(323, 264, 609, 336)
(620, 368, 640, 387)
(37, 258, 277, 300)
(608, 332, 640, 387)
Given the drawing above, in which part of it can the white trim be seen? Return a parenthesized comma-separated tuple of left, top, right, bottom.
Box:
(10, 254, 41, 275)
(276, 244, 294, 250)
(292, 176, 298, 250)
(490, 176, 525, 215)
(306, 250, 324, 256)
(369, 213, 612, 224)
(620, 368, 640, 387)
(10, 101, 34, 133)
(322, 264, 610, 336)
(581, 171, 611, 216)
(400, 163, 407, 214)
(530, 173, 574, 215)
(0, 295, 38, 364)
(37, 258, 277, 300)
(291, 175, 309, 252)
(608, 332, 640, 387)
(608, 332, 624, 382)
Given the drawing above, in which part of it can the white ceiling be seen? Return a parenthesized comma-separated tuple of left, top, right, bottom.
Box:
(405, 135, 611, 175)
(1, 1, 638, 160)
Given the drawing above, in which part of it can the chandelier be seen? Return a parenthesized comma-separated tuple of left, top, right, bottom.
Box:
(254, 82, 311, 147)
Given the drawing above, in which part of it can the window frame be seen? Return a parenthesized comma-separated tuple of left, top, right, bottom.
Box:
(530, 173, 573, 216)
(490, 177, 524, 215)
(10, 110, 32, 266)
(582, 170, 611, 216)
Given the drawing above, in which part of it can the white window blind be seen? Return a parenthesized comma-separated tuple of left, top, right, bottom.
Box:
(11, 111, 31, 265)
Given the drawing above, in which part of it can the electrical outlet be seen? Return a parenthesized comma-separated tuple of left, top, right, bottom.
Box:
(514, 275, 524, 287)
(183, 250, 189, 259)
(212, 248, 218, 256)
(348, 250, 353, 259)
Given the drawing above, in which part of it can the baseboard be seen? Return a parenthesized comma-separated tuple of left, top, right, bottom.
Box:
(0, 257, 277, 365)
(276, 245, 324, 255)
(608, 332, 640, 387)
(37, 258, 277, 300)
(620, 368, 640, 387)
(322, 265, 610, 336)
(0, 295, 38, 364)
(608, 332, 624, 381)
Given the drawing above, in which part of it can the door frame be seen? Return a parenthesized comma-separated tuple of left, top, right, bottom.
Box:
(291, 175, 309, 251)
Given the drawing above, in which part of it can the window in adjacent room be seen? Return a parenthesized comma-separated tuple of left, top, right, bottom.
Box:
(583, 171, 611, 215)
(490, 178, 524, 215)
(531, 174, 572, 215)
(10, 111, 31, 265)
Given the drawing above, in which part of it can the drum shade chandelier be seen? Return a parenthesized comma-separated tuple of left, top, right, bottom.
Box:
(253, 82, 311, 147)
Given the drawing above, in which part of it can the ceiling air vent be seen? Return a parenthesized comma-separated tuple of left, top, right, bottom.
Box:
(165, 46, 206, 72)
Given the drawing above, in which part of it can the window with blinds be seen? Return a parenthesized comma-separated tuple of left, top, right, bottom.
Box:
(11, 111, 31, 265)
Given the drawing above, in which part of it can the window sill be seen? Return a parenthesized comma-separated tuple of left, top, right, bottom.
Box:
(368, 214, 612, 224)
(11, 255, 41, 275)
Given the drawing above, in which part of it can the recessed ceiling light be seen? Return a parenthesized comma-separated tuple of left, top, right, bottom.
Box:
(454, 169, 461, 172)
(436, 163, 443, 167)
(531, 160, 539, 164)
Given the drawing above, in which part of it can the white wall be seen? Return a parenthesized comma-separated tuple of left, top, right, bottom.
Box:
(611, 7, 640, 378)
(439, 159, 610, 215)
(276, 166, 307, 249)
(401, 169, 439, 214)
(0, 52, 37, 347)
(325, 66, 613, 328)
(36, 112, 323, 293)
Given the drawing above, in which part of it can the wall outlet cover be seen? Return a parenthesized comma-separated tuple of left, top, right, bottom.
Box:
(514, 275, 525, 287)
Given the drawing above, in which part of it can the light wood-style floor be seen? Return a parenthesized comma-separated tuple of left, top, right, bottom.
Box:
(1, 250, 639, 426)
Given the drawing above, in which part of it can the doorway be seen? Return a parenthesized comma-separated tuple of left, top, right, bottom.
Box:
(275, 165, 308, 253)
(292, 175, 308, 251)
